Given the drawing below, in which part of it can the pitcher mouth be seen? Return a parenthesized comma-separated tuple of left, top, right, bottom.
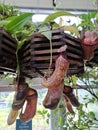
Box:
(82, 42, 98, 46)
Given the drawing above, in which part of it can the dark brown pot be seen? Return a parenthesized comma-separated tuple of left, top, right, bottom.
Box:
(0, 28, 17, 73)
(18, 29, 65, 78)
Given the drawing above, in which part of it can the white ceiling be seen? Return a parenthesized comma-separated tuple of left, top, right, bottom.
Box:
(0, 0, 98, 14)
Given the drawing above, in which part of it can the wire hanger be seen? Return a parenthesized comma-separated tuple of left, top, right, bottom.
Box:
(53, 0, 56, 7)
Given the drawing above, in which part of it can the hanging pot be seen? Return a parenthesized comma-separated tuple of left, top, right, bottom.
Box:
(18, 28, 65, 78)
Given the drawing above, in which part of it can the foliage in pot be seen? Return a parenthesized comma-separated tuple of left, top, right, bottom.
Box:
(0, 3, 80, 77)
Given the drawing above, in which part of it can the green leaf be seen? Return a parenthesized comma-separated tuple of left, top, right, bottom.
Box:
(71, 75, 78, 85)
(58, 116, 62, 123)
(17, 40, 26, 51)
(61, 25, 80, 37)
(46, 118, 49, 124)
(4, 13, 33, 34)
(39, 25, 52, 41)
(88, 112, 95, 119)
(0, 16, 17, 26)
(44, 11, 76, 22)
(96, 92, 98, 96)
(47, 113, 50, 117)
(5, 16, 17, 21)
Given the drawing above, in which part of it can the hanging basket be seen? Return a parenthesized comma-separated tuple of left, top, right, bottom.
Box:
(0, 28, 17, 73)
(18, 29, 65, 78)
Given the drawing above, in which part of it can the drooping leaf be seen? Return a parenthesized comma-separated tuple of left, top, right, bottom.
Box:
(5, 16, 17, 21)
(4, 13, 33, 34)
(39, 25, 52, 41)
(44, 11, 76, 22)
(61, 25, 80, 37)
(0, 16, 17, 26)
